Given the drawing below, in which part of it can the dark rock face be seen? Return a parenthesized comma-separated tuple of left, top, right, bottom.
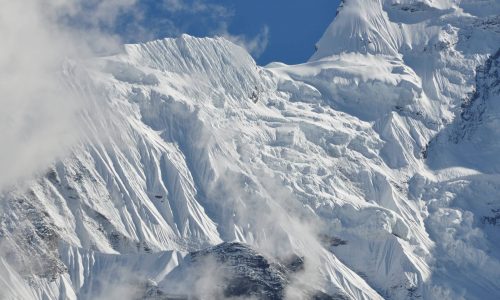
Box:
(454, 49, 500, 142)
(311, 291, 351, 300)
(280, 254, 305, 273)
(157, 242, 348, 300)
(189, 242, 289, 300)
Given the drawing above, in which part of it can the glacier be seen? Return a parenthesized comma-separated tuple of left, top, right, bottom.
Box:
(0, 0, 499, 299)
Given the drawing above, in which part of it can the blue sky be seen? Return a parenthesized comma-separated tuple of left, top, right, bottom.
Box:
(115, 0, 339, 65)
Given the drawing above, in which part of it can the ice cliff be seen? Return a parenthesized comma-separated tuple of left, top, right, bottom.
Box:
(0, 0, 499, 299)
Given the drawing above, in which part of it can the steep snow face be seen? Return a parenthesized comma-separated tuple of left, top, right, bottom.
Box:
(301, 0, 500, 298)
(417, 52, 500, 299)
(313, 0, 499, 60)
(429, 50, 500, 172)
(312, 0, 500, 121)
(0, 36, 383, 300)
(0, 1, 499, 300)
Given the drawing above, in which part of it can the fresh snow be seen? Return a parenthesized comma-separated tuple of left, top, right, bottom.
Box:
(0, 0, 499, 299)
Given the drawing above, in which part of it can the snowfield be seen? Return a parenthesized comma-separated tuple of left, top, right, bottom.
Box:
(0, 0, 499, 299)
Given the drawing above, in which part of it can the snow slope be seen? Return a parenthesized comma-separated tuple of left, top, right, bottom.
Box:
(0, 0, 499, 299)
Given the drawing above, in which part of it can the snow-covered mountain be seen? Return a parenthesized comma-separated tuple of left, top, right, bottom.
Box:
(1, 0, 499, 299)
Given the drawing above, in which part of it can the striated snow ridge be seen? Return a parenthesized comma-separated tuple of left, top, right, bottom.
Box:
(0, 0, 499, 299)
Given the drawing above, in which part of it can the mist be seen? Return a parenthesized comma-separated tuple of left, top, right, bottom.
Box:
(0, 1, 336, 299)
(0, 0, 127, 191)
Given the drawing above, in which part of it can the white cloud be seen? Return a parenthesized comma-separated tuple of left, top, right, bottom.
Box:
(0, 0, 137, 190)
(163, 0, 189, 12)
(162, 0, 232, 17)
(0, 1, 72, 189)
(0, 0, 269, 191)
(221, 25, 270, 58)
(159, 0, 270, 58)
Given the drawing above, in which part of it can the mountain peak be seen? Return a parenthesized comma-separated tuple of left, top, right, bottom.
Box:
(310, 0, 499, 61)
(2, 1, 500, 299)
